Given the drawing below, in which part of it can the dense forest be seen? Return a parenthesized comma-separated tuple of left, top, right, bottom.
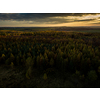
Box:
(0, 29, 100, 87)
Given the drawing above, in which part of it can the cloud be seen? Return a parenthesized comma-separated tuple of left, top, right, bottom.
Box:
(74, 18, 96, 22)
(0, 13, 100, 25)
(0, 13, 99, 21)
(92, 22, 100, 24)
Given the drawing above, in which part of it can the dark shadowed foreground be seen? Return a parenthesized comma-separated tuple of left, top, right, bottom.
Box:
(0, 65, 100, 88)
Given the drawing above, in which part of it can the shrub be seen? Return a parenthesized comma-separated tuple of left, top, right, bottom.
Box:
(87, 70, 98, 81)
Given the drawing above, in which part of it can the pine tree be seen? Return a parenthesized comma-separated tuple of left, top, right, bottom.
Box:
(1, 54, 5, 63)
(5, 58, 10, 65)
(43, 73, 47, 80)
(36, 55, 40, 67)
(44, 52, 48, 66)
(40, 54, 44, 67)
(16, 56, 20, 65)
(26, 57, 33, 68)
(25, 57, 34, 79)
(10, 62, 14, 68)
(10, 53, 15, 62)
(50, 58, 54, 67)
(98, 66, 100, 73)
(2, 54, 5, 58)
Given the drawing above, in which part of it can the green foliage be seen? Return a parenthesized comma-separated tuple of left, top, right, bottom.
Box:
(25, 57, 33, 79)
(80, 74, 85, 80)
(1, 30, 100, 83)
(26, 57, 33, 67)
(87, 70, 98, 81)
(5, 58, 10, 65)
(36, 55, 40, 67)
(44, 53, 48, 66)
(98, 66, 100, 73)
(26, 66, 32, 79)
(10, 62, 14, 68)
(50, 58, 54, 67)
(2, 54, 5, 58)
(43, 73, 47, 80)
(76, 70, 80, 75)
(16, 56, 20, 65)
(10, 53, 15, 62)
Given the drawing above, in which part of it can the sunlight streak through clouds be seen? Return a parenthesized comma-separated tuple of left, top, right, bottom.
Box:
(0, 13, 100, 27)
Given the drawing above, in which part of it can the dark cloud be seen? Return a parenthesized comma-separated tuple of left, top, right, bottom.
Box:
(0, 13, 99, 21)
(0, 13, 100, 26)
(35, 17, 96, 24)
(74, 18, 96, 22)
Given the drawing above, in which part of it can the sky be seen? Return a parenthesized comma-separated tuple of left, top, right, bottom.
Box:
(0, 13, 100, 27)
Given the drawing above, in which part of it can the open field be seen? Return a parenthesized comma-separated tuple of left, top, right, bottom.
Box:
(0, 27, 100, 88)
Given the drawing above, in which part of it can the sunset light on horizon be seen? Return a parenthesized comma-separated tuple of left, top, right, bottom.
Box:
(0, 13, 100, 27)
